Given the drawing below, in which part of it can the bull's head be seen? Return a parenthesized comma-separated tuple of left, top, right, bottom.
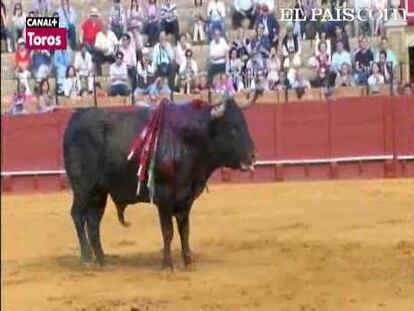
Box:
(208, 90, 261, 171)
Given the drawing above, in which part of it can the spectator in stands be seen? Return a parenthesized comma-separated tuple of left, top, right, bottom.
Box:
(335, 63, 355, 87)
(81, 8, 103, 52)
(14, 38, 30, 71)
(0, 0, 10, 52)
(267, 46, 281, 89)
(401, 83, 413, 96)
(255, 4, 279, 48)
(274, 69, 291, 91)
(36, 78, 55, 112)
(311, 40, 331, 70)
(63, 65, 81, 98)
(128, 19, 144, 55)
(160, 0, 180, 42)
(353, 0, 372, 37)
(311, 67, 330, 88)
(10, 82, 28, 115)
(374, 37, 397, 68)
(372, 0, 386, 36)
(332, 24, 350, 54)
(283, 50, 301, 86)
(74, 44, 94, 95)
(226, 47, 243, 91)
(232, 0, 255, 29)
(57, 0, 77, 50)
(250, 22, 271, 58)
(377, 50, 394, 84)
(53, 48, 73, 94)
(315, 29, 331, 56)
(207, 0, 226, 40)
(179, 49, 198, 93)
(10, 2, 26, 52)
(119, 33, 138, 90)
(246, 50, 265, 80)
(108, 0, 127, 39)
(145, 0, 160, 46)
(94, 22, 119, 76)
(208, 28, 229, 83)
(251, 69, 268, 91)
(136, 47, 155, 89)
(214, 73, 235, 96)
(192, 0, 206, 43)
(293, 0, 304, 38)
(32, 0, 51, 17)
(16, 65, 32, 96)
(31, 49, 52, 82)
(302, 0, 317, 39)
(317, 1, 330, 37)
(255, 0, 274, 13)
(367, 62, 384, 92)
(281, 24, 301, 63)
(292, 69, 311, 90)
(148, 76, 171, 99)
(175, 33, 192, 71)
(152, 31, 174, 87)
(354, 36, 374, 85)
(127, 0, 145, 31)
(108, 51, 130, 96)
(196, 73, 210, 91)
(232, 27, 251, 62)
(331, 41, 352, 79)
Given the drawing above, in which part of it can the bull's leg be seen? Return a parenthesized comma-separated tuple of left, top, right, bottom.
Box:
(176, 213, 192, 268)
(71, 196, 91, 263)
(85, 193, 107, 266)
(158, 208, 174, 270)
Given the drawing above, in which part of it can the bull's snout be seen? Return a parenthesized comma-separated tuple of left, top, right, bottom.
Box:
(240, 151, 256, 172)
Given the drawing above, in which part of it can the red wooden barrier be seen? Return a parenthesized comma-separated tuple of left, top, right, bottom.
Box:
(1, 96, 413, 193)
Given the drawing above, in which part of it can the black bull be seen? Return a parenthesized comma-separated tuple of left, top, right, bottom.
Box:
(63, 96, 258, 269)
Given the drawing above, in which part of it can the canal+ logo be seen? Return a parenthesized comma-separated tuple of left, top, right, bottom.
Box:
(25, 17, 67, 50)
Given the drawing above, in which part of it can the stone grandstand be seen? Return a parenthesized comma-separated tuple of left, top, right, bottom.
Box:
(1, 0, 412, 113)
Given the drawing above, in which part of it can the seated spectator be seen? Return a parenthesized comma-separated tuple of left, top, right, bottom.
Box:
(332, 25, 350, 53)
(119, 33, 138, 90)
(136, 47, 155, 90)
(108, 51, 130, 96)
(63, 65, 81, 98)
(301, 0, 317, 40)
(14, 38, 30, 72)
(283, 50, 301, 85)
(36, 78, 55, 112)
(377, 50, 394, 84)
(401, 83, 413, 96)
(179, 49, 198, 94)
(374, 37, 397, 69)
(226, 47, 243, 91)
(250, 23, 271, 58)
(281, 24, 301, 63)
(81, 8, 103, 52)
(192, 0, 206, 43)
(9, 83, 28, 115)
(249, 69, 268, 91)
(331, 41, 351, 79)
(214, 73, 235, 96)
(57, 0, 77, 50)
(148, 76, 171, 99)
(160, 0, 180, 42)
(152, 31, 175, 87)
(335, 63, 355, 87)
(273, 69, 291, 91)
(232, 0, 255, 29)
(266, 46, 281, 89)
(354, 36, 374, 85)
(128, 19, 144, 55)
(314, 30, 331, 56)
(353, 0, 372, 37)
(309, 40, 331, 70)
(367, 62, 384, 92)
(246, 50, 265, 78)
(196, 73, 210, 91)
(372, 0, 386, 36)
(208, 28, 229, 83)
(311, 67, 330, 88)
(292, 69, 311, 90)
(127, 0, 145, 31)
(16, 66, 32, 96)
(145, 0, 161, 46)
(53, 48, 73, 94)
(32, 0, 51, 17)
(255, 4, 279, 47)
(232, 27, 251, 62)
(10, 2, 26, 52)
(175, 33, 192, 70)
(207, 0, 226, 40)
(31, 49, 52, 82)
(94, 22, 119, 75)
(74, 44, 94, 95)
(317, 1, 330, 37)
(108, 0, 127, 39)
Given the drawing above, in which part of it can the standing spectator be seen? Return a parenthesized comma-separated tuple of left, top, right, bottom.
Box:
(0, 0, 10, 52)
(226, 47, 243, 91)
(10, 2, 26, 51)
(74, 44, 94, 94)
(127, 0, 145, 31)
(53, 48, 72, 94)
(136, 47, 155, 90)
(372, 0, 386, 36)
(63, 65, 81, 98)
(335, 63, 355, 87)
(232, 27, 251, 61)
(192, 0, 206, 43)
(10, 83, 28, 115)
(36, 79, 55, 112)
(374, 37, 397, 68)
(314, 30, 331, 57)
(207, 0, 226, 39)
(145, 0, 160, 46)
(152, 31, 174, 86)
(108, 51, 130, 96)
(354, 36, 373, 85)
(94, 22, 119, 75)
(160, 0, 180, 42)
(109, 0, 127, 40)
(353, 0, 372, 37)
(293, 0, 305, 38)
(377, 50, 394, 84)
(57, 0, 77, 50)
(281, 25, 301, 63)
(179, 49, 198, 93)
(128, 19, 144, 55)
(119, 33, 138, 90)
(266, 46, 281, 89)
(32, 0, 51, 16)
(232, 0, 255, 29)
(148, 76, 171, 100)
(331, 41, 351, 79)
(81, 8, 103, 52)
(31, 49, 52, 81)
(302, 0, 317, 39)
(367, 62, 384, 92)
(208, 28, 229, 83)
(250, 22, 271, 58)
(255, 4, 279, 48)
(14, 38, 30, 71)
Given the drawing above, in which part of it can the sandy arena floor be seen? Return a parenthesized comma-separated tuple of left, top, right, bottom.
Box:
(2, 179, 413, 311)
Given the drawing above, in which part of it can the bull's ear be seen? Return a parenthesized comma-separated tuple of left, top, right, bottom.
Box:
(210, 103, 226, 119)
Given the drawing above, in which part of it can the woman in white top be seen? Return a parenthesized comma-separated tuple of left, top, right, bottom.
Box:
(266, 46, 281, 89)
(127, 0, 145, 30)
(64, 65, 81, 98)
(367, 62, 384, 92)
(179, 49, 198, 93)
(175, 33, 192, 68)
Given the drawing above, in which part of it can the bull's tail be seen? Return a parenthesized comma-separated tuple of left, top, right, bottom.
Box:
(115, 204, 131, 227)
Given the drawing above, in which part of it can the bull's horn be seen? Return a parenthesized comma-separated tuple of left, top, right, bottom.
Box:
(210, 103, 226, 118)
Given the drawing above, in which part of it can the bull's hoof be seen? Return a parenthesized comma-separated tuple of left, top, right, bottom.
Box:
(161, 258, 174, 272)
(182, 254, 193, 269)
(121, 221, 131, 228)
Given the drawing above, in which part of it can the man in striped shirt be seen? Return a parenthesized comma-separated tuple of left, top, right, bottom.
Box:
(160, 0, 180, 43)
